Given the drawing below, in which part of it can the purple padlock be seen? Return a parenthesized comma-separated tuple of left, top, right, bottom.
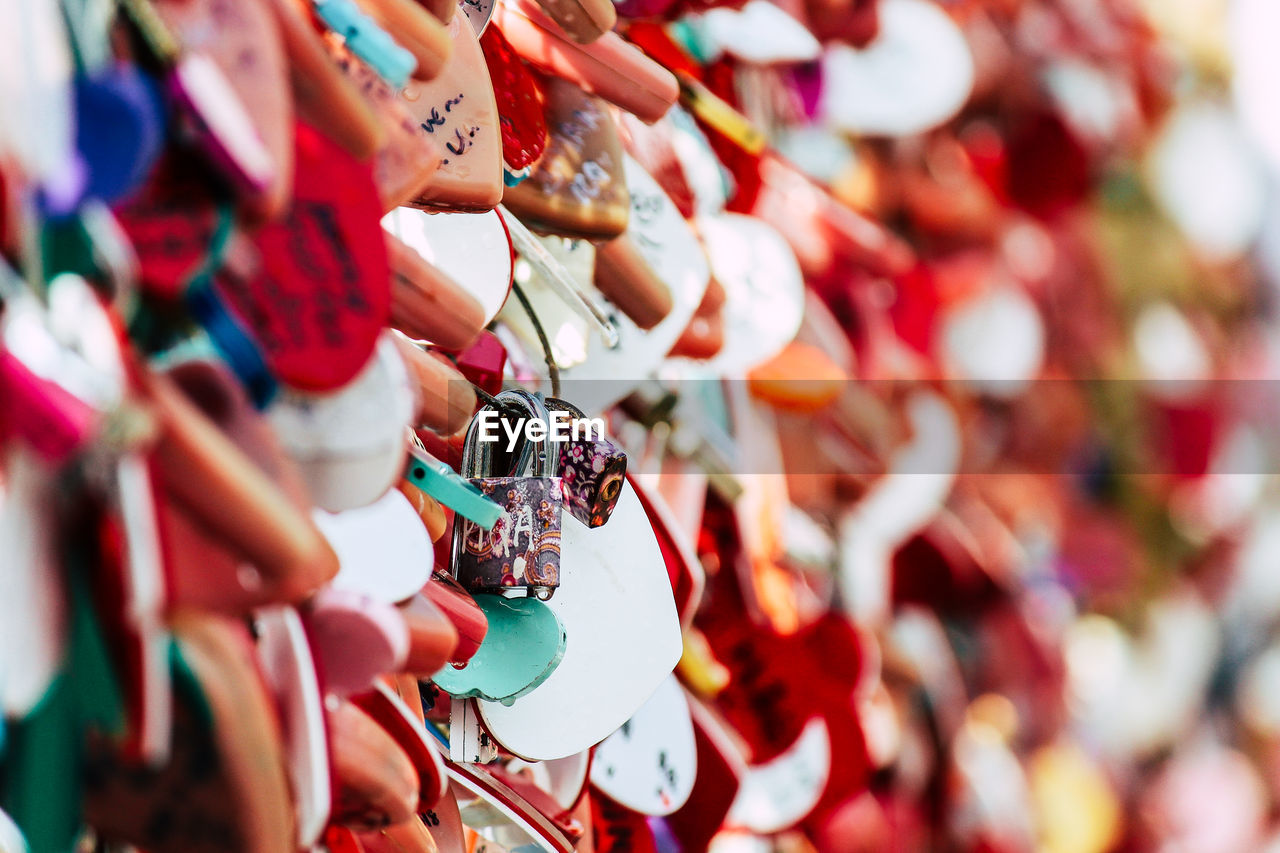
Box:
(544, 397, 626, 529)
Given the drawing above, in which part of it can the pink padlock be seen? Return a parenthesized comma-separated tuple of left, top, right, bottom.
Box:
(303, 587, 410, 696)
(0, 350, 99, 464)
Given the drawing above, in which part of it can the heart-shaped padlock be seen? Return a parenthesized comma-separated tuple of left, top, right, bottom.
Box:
(400, 13, 504, 212)
(501, 77, 631, 240)
(451, 391, 564, 598)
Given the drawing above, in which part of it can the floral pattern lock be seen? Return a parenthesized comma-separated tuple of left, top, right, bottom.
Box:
(460, 475, 563, 592)
(549, 399, 627, 529)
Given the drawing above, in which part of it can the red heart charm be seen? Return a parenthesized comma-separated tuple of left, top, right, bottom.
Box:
(216, 122, 390, 392)
(480, 26, 549, 175)
(591, 794, 657, 853)
(113, 150, 224, 301)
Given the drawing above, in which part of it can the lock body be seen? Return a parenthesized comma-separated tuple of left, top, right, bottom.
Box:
(547, 398, 626, 528)
(457, 476, 562, 593)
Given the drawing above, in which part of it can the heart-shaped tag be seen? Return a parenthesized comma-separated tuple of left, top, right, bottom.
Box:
(477, 480, 681, 760)
(218, 121, 390, 393)
(268, 332, 414, 512)
(383, 207, 514, 325)
(696, 547, 875, 818)
(314, 488, 436, 604)
(352, 681, 449, 808)
(155, 0, 295, 218)
(255, 606, 331, 847)
(401, 13, 504, 211)
(589, 675, 696, 815)
(502, 78, 630, 240)
(332, 46, 444, 212)
(479, 26, 548, 181)
(329, 698, 420, 829)
(697, 605, 865, 765)
(724, 717, 831, 834)
(670, 213, 804, 375)
(432, 594, 567, 703)
(304, 588, 410, 696)
(666, 698, 746, 851)
(554, 154, 709, 413)
(819, 0, 974, 137)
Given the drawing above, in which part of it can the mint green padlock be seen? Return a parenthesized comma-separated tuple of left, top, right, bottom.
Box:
(431, 595, 566, 705)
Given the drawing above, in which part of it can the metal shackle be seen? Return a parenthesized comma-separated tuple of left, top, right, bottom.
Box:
(495, 389, 557, 479)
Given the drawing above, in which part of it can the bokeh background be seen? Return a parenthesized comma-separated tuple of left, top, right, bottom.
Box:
(717, 0, 1280, 850)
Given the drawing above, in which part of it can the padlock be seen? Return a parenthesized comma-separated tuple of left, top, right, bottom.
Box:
(116, 0, 276, 198)
(504, 389, 625, 528)
(544, 396, 627, 529)
(452, 391, 563, 598)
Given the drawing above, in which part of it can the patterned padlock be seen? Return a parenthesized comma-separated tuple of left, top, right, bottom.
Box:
(545, 396, 627, 529)
(451, 392, 563, 598)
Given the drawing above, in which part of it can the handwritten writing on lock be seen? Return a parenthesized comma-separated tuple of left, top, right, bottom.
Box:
(221, 204, 388, 390)
(212, 122, 391, 390)
(419, 93, 481, 163)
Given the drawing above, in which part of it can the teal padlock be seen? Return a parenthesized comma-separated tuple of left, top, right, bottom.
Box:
(431, 595, 566, 705)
